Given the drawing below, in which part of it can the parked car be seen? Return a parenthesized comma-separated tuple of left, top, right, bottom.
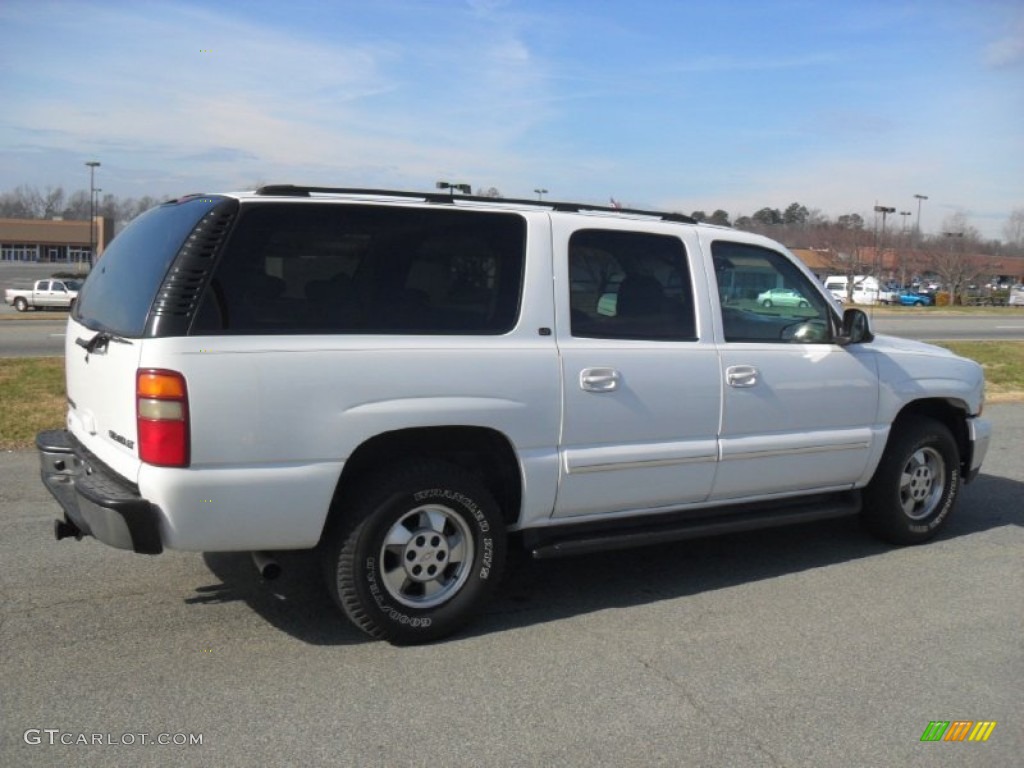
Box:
(756, 287, 810, 308)
(4, 279, 81, 311)
(898, 291, 934, 307)
(37, 185, 991, 643)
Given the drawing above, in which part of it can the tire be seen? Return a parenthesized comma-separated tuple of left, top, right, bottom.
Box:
(322, 460, 506, 644)
(914, 300, 923, 307)
(862, 417, 960, 544)
(798, 300, 809, 308)
(762, 299, 773, 307)
(14, 297, 28, 312)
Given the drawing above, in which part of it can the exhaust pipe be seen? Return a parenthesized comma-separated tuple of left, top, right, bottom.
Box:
(251, 551, 281, 580)
(54, 517, 83, 541)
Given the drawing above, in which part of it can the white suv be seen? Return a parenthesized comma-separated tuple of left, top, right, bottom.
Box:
(38, 186, 991, 643)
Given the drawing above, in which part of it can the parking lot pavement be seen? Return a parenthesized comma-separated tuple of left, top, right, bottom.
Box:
(1, 406, 1021, 767)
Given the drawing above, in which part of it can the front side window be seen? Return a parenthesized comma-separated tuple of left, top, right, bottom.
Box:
(193, 204, 525, 335)
(569, 229, 696, 341)
(712, 241, 836, 343)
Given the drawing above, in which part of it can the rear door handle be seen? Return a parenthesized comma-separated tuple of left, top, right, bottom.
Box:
(580, 367, 620, 392)
(726, 365, 759, 388)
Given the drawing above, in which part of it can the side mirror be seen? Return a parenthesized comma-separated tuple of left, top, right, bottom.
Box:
(839, 308, 873, 345)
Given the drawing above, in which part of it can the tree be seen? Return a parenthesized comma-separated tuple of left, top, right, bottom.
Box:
(783, 202, 809, 226)
(708, 209, 731, 227)
(1003, 207, 1024, 255)
(752, 207, 783, 226)
(928, 213, 984, 304)
(689, 210, 707, 222)
(42, 186, 65, 218)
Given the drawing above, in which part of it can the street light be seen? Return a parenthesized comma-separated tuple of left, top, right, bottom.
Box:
(874, 205, 895, 280)
(435, 181, 471, 197)
(900, 211, 912, 233)
(534, 188, 548, 200)
(85, 160, 100, 267)
(913, 193, 928, 243)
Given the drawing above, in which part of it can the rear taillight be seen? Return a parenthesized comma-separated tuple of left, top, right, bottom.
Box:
(137, 369, 190, 467)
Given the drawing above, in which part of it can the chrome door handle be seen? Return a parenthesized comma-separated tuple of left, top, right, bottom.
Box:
(726, 365, 759, 388)
(580, 367, 620, 392)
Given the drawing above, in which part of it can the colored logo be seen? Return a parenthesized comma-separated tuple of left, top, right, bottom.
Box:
(920, 721, 997, 742)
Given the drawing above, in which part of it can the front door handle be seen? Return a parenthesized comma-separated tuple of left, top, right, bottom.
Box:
(580, 367, 620, 392)
(726, 365, 759, 388)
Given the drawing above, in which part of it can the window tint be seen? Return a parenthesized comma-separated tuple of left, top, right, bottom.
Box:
(712, 241, 834, 343)
(193, 204, 525, 335)
(569, 229, 695, 341)
(74, 197, 224, 336)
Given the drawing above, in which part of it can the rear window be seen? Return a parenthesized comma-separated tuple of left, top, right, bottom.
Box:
(192, 203, 526, 335)
(74, 197, 225, 336)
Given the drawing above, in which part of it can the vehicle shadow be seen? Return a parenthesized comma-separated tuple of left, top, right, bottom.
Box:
(191, 471, 1022, 646)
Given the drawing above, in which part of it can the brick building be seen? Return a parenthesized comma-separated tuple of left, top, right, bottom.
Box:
(0, 216, 113, 264)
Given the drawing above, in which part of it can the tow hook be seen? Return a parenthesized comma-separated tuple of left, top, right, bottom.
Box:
(54, 517, 83, 541)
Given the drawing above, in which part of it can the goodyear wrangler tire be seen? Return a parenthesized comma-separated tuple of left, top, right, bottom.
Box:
(862, 417, 960, 545)
(323, 461, 506, 644)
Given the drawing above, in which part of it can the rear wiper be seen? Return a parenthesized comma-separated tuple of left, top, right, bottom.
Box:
(75, 331, 132, 353)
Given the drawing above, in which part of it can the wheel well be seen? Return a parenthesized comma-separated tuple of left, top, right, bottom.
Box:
(893, 399, 970, 471)
(326, 426, 522, 533)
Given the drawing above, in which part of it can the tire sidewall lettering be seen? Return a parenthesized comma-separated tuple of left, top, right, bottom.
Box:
(362, 556, 433, 629)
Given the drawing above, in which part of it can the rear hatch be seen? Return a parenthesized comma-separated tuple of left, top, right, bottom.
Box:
(65, 195, 232, 483)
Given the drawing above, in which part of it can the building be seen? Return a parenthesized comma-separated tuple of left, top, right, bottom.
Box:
(0, 216, 113, 264)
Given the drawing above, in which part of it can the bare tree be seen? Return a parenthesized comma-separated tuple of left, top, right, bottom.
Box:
(1004, 207, 1024, 256)
(928, 213, 984, 304)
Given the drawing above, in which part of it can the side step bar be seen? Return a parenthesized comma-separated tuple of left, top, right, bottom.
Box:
(524, 492, 862, 559)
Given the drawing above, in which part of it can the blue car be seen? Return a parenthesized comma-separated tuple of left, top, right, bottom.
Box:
(898, 291, 934, 307)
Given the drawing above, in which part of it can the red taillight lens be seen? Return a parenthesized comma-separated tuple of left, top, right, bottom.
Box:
(137, 369, 190, 467)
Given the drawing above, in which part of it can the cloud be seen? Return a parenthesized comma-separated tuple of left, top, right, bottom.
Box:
(985, 20, 1024, 68)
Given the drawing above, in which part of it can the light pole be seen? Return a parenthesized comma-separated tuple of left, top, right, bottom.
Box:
(874, 205, 895, 283)
(913, 193, 928, 244)
(898, 211, 912, 287)
(534, 188, 548, 201)
(435, 181, 471, 198)
(85, 160, 100, 267)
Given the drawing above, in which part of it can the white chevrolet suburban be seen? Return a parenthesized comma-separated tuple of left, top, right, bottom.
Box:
(38, 186, 992, 643)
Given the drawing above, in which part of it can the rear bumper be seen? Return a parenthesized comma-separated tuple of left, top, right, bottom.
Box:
(964, 416, 991, 483)
(36, 429, 163, 554)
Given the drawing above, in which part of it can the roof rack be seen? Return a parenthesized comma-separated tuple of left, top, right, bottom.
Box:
(253, 185, 696, 224)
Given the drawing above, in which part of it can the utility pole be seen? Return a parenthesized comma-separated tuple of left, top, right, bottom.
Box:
(874, 205, 895, 285)
(85, 160, 100, 268)
(913, 193, 928, 245)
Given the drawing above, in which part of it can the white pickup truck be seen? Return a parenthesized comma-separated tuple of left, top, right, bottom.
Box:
(4, 278, 82, 311)
(36, 186, 992, 643)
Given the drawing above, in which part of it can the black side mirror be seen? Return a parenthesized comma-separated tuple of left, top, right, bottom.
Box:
(839, 308, 873, 345)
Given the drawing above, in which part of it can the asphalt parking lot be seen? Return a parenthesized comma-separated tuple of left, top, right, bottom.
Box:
(1, 405, 1022, 767)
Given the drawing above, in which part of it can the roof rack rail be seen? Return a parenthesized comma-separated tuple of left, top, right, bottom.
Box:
(253, 185, 696, 224)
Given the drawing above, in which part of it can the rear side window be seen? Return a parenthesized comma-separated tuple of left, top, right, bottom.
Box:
(74, 197, 225, 336)
(192, 204, 526, 335)
(569, 229, 696, 341)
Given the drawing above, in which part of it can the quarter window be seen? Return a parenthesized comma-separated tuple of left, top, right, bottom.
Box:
(569, 229, 696, 341)
(193, 205, 526, 335)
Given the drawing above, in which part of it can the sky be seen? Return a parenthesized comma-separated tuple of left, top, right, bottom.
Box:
(0, 0, 1021, 239)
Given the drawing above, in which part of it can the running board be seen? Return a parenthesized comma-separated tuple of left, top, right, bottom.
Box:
(524, 492, 861, 559)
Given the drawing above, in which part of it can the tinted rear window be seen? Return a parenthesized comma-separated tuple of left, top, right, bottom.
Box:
(192, 203, 526, 335)
(74, 197, 225, 336)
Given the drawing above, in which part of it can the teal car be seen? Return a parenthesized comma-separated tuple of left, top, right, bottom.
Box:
(756, 288, 810, 308)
